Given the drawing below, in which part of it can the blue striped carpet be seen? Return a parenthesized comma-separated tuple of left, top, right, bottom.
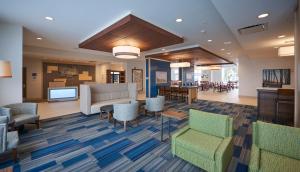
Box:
(0, 100, 257, 172)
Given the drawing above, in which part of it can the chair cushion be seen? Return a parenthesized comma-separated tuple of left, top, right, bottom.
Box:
(176, 129, 223, 160)
(7, 131, 19, 150)
(91, 98, 131, 114)
(260, 150, 300, 172)
(12, 114, 38, 127)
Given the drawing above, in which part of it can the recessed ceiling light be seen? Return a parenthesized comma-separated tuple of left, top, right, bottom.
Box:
(176, 18, 183, 23)
(258, 13, 269, 19)
(221, 48, 225, 51)
(278, 35, 285, 38)
(207, 39, 212, 42)
(200, 30, 206, 33)
(224, 41, 232, 45)
(36, 37, 42, 40)
(226, 52, 231, 55)
(45, 16, 54, 21)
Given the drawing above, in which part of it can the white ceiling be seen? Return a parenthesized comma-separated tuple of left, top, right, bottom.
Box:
(0, 0, 297, 63)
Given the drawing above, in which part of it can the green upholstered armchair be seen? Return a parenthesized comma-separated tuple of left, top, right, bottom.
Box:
(172, 109, 233, 172)
(249, 121, 300, 172)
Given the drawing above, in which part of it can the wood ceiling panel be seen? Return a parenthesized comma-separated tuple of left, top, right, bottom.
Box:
(146, 47, 233, 66)
(79, 14, 184, 52)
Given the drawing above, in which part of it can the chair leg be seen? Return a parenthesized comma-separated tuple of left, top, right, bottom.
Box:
(36, 120, 40, 129)
(124, 121, 127, 131)
(12, 148, 17, 162)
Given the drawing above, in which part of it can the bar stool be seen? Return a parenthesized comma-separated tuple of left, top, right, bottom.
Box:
(164, 86, 171, 100)
(275, 89, 294, 124)
(171, 87, 179, 100)
(180, 87, 189, 102)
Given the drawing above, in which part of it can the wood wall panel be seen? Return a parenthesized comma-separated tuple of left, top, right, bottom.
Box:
(43, 63, 95, 99)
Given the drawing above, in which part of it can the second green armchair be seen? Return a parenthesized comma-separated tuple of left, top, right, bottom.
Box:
(172, 109, 233, 172)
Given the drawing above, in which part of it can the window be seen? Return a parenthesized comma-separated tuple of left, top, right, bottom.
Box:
(222, 65, 238, 82)
(171, 67, 179, 81)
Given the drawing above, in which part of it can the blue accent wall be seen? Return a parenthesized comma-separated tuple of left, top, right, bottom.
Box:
(149, 59, 171, 97)
(146, 59, 149, 97)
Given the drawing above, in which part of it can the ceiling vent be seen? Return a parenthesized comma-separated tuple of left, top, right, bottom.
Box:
(238, 23, 268, 35)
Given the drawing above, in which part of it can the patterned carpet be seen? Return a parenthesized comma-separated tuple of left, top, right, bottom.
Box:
(0, 100, 257, 172)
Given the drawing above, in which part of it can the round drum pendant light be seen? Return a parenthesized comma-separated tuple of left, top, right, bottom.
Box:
(112, 46, 140, 59)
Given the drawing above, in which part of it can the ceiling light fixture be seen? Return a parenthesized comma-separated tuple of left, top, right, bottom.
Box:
(45, 16, 54, 21)
(226, 52, 231, 55)
(176, 18, 183, 23)
(200, 30, 206, 33)
(278, 46, 294, 57)
(258, 13, 269, 19)
(112, 45, 140, 59)
(224, 41, 232, 45)
(207, 39, 212, 42)
(36, 37, 42, 40)
(170, 62, 190, 68)
(278, 35, 285, 38)
(221, 48, 225, 51)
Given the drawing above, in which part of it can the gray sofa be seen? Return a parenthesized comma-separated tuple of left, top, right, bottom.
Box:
(80, 83, 137, 115)
(0, 103, 39, 129)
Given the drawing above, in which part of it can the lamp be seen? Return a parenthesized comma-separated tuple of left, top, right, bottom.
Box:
(278, 46, 294, 57)
(0, 60, 12, 78)
(170, 62, 191, 68)
(112, 46, 140, 59)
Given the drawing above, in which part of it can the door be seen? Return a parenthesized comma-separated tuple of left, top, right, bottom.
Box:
(23, 67, 27, 99)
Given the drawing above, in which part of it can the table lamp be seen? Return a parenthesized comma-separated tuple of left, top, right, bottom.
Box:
(0, 60, 12, 78)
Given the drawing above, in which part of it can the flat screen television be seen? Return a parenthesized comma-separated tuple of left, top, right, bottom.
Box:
(48, 86, 78, 101)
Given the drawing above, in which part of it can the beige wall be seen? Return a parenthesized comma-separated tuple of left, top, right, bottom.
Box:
(0, 23, 23, 106)
(95, 63, 125, 83)
(125, 60, 146, 94)
(23, 57, 43, 100)
(295, 2, 300, 127)
(239, 56, 295, 97)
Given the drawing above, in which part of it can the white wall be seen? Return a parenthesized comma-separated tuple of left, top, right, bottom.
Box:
(0, 23, 23, 106)
(239, 56, 295, 97)
(295, 3, 300, 127)
(23, 57, 43, 100)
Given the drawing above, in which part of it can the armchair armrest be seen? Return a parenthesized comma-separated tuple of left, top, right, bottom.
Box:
(215, 137, 234, 172)
(0, 107, 12, 121)
(0, 116, 8, 124)
(171, 125, 190, 155)
(249, 145, 260, 172)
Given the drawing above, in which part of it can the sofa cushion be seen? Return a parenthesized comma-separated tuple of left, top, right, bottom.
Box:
(12, 114, 38, 127)
(189, 109, 230, 138)
(260, 150, 300, 172)
(176, 129, 223, 160)
(254, 121, 300, 160)
(91, 98, 131, 114)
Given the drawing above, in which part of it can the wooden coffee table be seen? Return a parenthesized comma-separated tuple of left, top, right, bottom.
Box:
(161, 109, 187, 142)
